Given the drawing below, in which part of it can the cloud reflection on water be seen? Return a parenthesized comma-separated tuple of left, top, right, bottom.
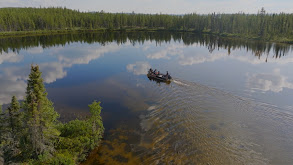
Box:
(0, 52, 23, 64)
(146, 44, 185, 60)
(0, 44, 121, 104)
(247, 68, 293, 93)
(126, 62, 151, 75)
(143, 43, 293, 66)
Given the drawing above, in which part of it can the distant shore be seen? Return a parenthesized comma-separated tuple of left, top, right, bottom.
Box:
(1, 28, 293, 44)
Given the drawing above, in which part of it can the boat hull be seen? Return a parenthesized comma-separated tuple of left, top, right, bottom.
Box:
(147, 72, 172, 84)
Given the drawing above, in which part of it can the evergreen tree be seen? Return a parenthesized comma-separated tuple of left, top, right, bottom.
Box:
(3, 96, 22, 162)
(22, 65, 60, 159)
(88, 101, 104, 149)
(0, 104, 4, 165)
(0, 66, 105, 164)
(7, 96, 21, 137)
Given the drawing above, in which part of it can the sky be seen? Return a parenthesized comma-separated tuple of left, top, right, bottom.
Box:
(0, 0, 293, 14)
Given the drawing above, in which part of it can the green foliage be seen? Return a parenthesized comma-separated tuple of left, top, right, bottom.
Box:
(29, 151, 75, 165)
(0, 104, 4, 164)
(56, 102, 104, 162)
(88, 101, 104, 147)
(2, 96, 23, 162)
(1, 65, 104, 164)
(7, 96, 22, 136)
(1, 7, 293, 41)
(22, 65, 60, 159)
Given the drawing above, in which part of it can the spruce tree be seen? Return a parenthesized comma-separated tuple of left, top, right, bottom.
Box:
(7, 96, 22, 138)
(22, 65, 60, 159)
(0, 104, 4, 165)
(3, 96, 22, 162)
(88, 101, 104, 149)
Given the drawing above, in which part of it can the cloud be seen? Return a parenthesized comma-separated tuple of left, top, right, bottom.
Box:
(179, 52, 227, 65)
(0, 0, 64, 8)
(127, 62, 151, 75)
(0, 43, 121, 104)
(0, 67, 27, 104)
(178, 48, 293, 66)
(39, 62, 67, 83)
(26, 46, 44, 54)
(246, 68, 293, 93)
(0, 52, 23, 64)
(55, 44, 119, 66)
(2, 0, 293, 14)
(146, 45, 185, 59)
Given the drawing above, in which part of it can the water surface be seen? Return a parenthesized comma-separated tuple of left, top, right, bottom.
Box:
(1, 32, 293, 164)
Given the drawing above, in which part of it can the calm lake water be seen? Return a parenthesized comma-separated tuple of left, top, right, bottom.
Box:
(1, 32, 293, 164)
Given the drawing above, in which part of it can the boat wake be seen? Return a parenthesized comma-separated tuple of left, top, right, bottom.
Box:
(172, 79, 190, 87)
(136, 79, 293, 164)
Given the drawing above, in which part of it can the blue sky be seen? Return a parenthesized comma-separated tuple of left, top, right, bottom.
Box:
(0, 0, 293, 14)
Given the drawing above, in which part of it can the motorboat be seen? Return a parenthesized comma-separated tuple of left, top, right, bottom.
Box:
(147, 69, 172, 83)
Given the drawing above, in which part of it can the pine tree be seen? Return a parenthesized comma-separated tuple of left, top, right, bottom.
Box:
(22, 65, 60, 159)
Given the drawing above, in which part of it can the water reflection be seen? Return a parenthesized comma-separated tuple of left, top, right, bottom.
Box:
(137, 79, 293, 164)
(1, 32, 293, 164)
(247, 68, 293, 92)
(147, 76, 171, 85)
(1, 32, 293, 61)
(0, 52, 23, 64)
(126, 62, 150, 75)
(0, 43, 121, 104)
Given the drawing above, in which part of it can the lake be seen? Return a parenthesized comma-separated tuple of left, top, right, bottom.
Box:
(1, 32, 293, 164)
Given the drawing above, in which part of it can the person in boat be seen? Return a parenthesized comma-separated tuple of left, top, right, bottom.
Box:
(154, 69, 157, 74)
(149, 68, 153, 73)
(166, 71, 169, 76)
(158, 71, 160, 75)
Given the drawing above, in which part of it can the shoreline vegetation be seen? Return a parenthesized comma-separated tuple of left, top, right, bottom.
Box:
(0, 28, 283, 42)
(1, 7, 293, 43)
(0, 65, 104, 164)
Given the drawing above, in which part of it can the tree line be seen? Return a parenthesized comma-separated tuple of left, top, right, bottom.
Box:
(1, 31, 291, 60)
(0, 65, 104, 164)
(1, 7, 293, 42)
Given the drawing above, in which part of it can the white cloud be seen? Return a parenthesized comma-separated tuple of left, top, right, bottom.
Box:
(246, 68, 293, 93)
(0, 77, 26, 105)
(179, 52, 227, 65)
(0, 67, 28, 104)
(2, 0, 293, 14)
(39, 62, 67, 83)
(26, 46, 44, 54)
(56, 44, 119, 66)
(0, 43, 121, 104)
(177, 48, 293, 66)
(0, 52, 23, 64)
(146, 45, 185, 59)
(0, 0, 64, 8)
(127, 61, 151, 75)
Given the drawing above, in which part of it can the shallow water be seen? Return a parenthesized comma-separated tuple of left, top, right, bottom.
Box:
(1, 32, 293, 164)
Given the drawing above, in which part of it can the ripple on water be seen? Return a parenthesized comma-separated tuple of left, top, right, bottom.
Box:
(139, 79, 293, 164)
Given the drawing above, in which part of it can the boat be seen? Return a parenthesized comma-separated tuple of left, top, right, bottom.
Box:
(147, 69, 172, 83)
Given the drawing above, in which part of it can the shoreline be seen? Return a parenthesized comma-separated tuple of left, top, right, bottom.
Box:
(1, 28, 293, 44)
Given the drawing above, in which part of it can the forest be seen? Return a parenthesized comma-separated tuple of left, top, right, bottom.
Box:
(0, 65, 104, 164)
(0, 31, 290, 60)
(1, 7, 293, 42)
